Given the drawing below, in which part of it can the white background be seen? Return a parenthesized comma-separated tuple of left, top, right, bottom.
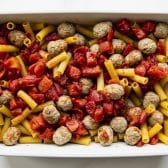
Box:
(1, 0, 168, 167)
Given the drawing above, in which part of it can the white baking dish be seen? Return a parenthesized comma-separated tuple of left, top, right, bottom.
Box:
(0, 12, 168, 157)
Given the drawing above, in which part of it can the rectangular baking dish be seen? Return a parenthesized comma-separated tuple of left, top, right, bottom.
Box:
(0, 12, 168, 157)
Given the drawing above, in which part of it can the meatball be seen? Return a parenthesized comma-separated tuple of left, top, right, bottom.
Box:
(79, 78, 93, 95)
(42, 105, 60, 124)
(93, 21, 112, 38)
(47, 39, 67, 56)
(148, 110, 164, 126)
(104, 84, 125, 100)
(110, 117, 127, 133)
(56, 95, 73, 111)
(3, 127, 21, 146)
(158, 63, 168, 71)
(74, 33, 86, 46)
(154, 22, 168, 38)
(0, 90, 13, 105)
(83, 115, 99, 130)
(98, 125, 113, 146)
(124, 126, 141, 146)
(143, 91, 160, 108)
(53, 126, 72, 145)
(109, 54, 124, 67)
(8, 30, 26, 47)
(57, 22, 75, 38)
(112, 39, 126, 53)
(125, 50, 143, 65)
(90, 44, 99, 53)
(138, 38, 157, 55)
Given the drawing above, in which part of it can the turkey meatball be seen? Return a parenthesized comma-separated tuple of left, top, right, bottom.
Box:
(90, 44, 99, 53)
(42, 105, 60, 124)
(158, 63, 168, 71)
(53, 126, 72, 145)
(109, 54, 124, 67)
(47, 39, 67, 55)
(8, 30, 26, 47)
(79, 78, 93, 95)
(138, 38, 157, 55)
(112, 39, 126, 53)
(56, 95, 73, 111)
(104, 84, 125, 100)
(143, 91, 160, 108)
(110, 117, 127, 133)
(98, 125, 113, 146)
(3, 127, 21, 146)
(93, 21, 112, 38)
(0, 90, 13, 105)
(83, 115, 99, 130)
(57, 22, 75, 38)
(154, 22, 168, 38)
(125, 50, 143, 65)
(124, 126, 141, 146)
(148, 110, 164, 126)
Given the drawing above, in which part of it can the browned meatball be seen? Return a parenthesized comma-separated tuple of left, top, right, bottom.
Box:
(8, 30, 26, 47)
(109, 54, 124, 67)
(112, 39, 126, 53)
(57, 22, 75, 38)
(148, 110, 164, 126)
(82, 115, 99, 130)
(154, 22, 168, 38)
(98, 125, 113, 146)
(53, 126, 72, 145)
(56, 95, 73, 111)
(47, 39, 67, 55)
(0, 90, 13, 105)
(42, 105, 60, 124)
(110, 117, 128, 133)
(124, 126, 141, 145)
(3, 127, 21, 146)
(104, 84, 125, 100)
(79, 78, 93, 95)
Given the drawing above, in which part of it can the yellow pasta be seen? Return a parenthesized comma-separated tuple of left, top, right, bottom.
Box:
(113, 135, 118, 143)
(120, 78, 128, 87)
(154, 82, 167, 101)
(0, 117, 11, 141)
(46, 52, 68, 69)
(32, 101, 55, 113)
(116, 68, 135, 77)
(132, 82, 143, 98)
(140, 123, 149, 144)
(149, 123, 162, 138)
(6, 21, 15, 30)
(160, 101, 168, 110)
(39, 50, 52, 60)
(11, 108, 32, 126)
(53, 53, 71, 78)
(117, 133, 125, 140)
(126, 84, 132, 96)
(17, 124, 31, 135)
(164, 119, 168, 136)
(0, 105, 12, 118)
(156, 54, 167, 63)
(36, 25, 55, 42)
(89, 129, 98, 137)
(148, 33, 157, 42)
(164, 83, 168, 97)
(129, 75, 148, 85)
(165, 37, 168, 57)
(0, 80, 8, 88)
(158, 132, 168, 144)
(144, 104, 155, 115)
(19, 136, 42, 144)
(32, 23, 45, 31)
(0, 113, 4, 126)
(97, 69, 104, 91)
(129, 92, 142, 106)
(94, 136, 99, 143)
(71, 136, 91, 145)
(104, 59, 119, 81)
(159, 107, 168, 117)
(64, 36, 78, 44)
(114, 31, 134, 44)
(160, 76, 168, 88)
(17, 90, 37, 109)
(22, 22, 35, 40)
(76, 25, 94, 38)
(0, 45, 19, 52)
(88, 39, 98, 46)
(22, 119, 38, 138)
(16, 55, 28, 76)
(23, 37, 32, 47)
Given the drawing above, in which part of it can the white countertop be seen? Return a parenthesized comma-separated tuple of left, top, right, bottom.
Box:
(0, 0, 168, 167)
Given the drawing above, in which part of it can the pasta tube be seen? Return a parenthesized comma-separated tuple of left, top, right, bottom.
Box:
(144, 104, 155, 115)
(36, 25, 55, 42)
(11, 108, 32, 126)
(160, 76, 168, 88)
(158, 107, 168, 117)
(132, 82, 143, 98)
(116, 68, 135, 77)
(149, 123, 162, 138)
(64, 36, 78, 44)
(76, 25, 94, 38)
(120, 78, 128, 87)
(104, 59, 119, 81)
(160, 101, 168, 110)
(17, 90, 37, 109)
(129, 75, 148, 85)
(97, 69, 104, 91)
(88, 39, 98, 46)
(16, 55, 28, 76)
(114, 31, 133, 44)
(22, 22, 35, 40)
(32, 23, 45, 31)
(0, 45, 19, 52)
(0, 80, 8, 88)
(0, 113, 4, 126)
(154, 82, 167, 101)
(6, 21, 15, 30)
(0, 105, 12, 118)
(158, 133, 168, 144)
(140, 122, 149, 143)
(165, 37, 168, 57)
(46, 52, 68, 69)
(39, 50, 52, 60)
(129, 92, 142, 106)
(19, 136, 42, 144)
(156, 55, 167, 63)
(71, 136, 91, 145)
(164, 119, 168, 136)
(17, 125, 31, 135)
(23, 37, 32, 47)
(89, 129, 98, 137)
